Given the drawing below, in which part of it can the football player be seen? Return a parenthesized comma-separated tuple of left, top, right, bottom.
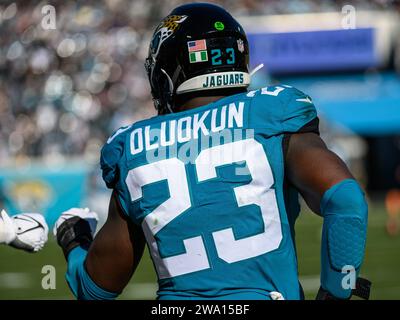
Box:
(54, 3, 369, 300)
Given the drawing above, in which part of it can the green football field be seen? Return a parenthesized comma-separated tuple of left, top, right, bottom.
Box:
(0, 202, 399, 300)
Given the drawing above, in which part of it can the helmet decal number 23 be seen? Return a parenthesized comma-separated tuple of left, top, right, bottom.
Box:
(126, 138, 282, 279)
(211, 48, 236, 66)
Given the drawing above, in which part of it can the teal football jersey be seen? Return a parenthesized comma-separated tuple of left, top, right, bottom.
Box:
(100, 85, 319, 300)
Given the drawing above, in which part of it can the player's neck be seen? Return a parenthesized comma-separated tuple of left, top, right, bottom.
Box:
(176, 96, 226, 112)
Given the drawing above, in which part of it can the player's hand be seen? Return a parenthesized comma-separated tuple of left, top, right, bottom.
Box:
(53, 208, 98, 258)
(0, 209, 49, 252)
(53, 207, 98, 237)
(0, 209, 17, 245)
(316, 278, 372, 300)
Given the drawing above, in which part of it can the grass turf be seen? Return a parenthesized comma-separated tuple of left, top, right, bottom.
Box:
(0, 203, 398, 300)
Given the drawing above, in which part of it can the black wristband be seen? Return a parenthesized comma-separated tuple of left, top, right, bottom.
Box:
(316, 287, 345, 300)
(56, 216, 93, 259)
(353, 277, 372, 300)
(316, 277, 371, 300)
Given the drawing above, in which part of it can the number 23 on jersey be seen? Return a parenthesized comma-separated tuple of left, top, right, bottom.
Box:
(125, 138, 283, 279)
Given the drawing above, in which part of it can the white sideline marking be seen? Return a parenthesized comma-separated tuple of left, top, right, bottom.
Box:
(299, 275, 320, 292)
(0, 272, 32, 289)
(123, 282, 158, 299)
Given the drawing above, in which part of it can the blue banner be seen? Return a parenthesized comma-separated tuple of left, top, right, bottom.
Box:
(0, 162, 90, 228)
(281, 72, 400, 135)
(248, 28, 377, 74)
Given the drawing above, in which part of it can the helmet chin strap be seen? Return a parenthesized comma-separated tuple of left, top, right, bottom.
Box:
(249, 63, 264, 77)
(161, 68, 175, 113)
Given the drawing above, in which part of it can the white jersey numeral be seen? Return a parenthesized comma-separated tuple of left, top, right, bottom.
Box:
(261, 86, 285, 96)
(126, 158, 209, 279)
(196, 139, 282, 263)
(126, 138, 282, 279)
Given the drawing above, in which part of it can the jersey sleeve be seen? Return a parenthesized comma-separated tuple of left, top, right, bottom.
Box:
(281, 87, 319, 134)
(248, 85, 319, 136)
(100, 126, 130, 189)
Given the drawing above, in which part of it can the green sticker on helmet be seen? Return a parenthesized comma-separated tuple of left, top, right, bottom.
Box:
(214, 21, 225, 31)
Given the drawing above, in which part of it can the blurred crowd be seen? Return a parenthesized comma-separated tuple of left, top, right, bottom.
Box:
(0, 0, 399, 163)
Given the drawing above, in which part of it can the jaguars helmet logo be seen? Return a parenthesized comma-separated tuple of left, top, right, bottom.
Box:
(159, 15, 188, 32)
(150, 15, 188, 58)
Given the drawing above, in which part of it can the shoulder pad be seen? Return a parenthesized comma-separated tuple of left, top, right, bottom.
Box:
(100, 125, 132, 189)
(248, 85, 319, 135)
(281, 86, 318, 133)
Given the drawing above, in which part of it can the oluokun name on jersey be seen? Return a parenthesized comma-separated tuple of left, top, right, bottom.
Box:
(129, 101, 247, 156)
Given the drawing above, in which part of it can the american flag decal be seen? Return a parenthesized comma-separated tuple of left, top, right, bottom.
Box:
(187, 39, 207, 52)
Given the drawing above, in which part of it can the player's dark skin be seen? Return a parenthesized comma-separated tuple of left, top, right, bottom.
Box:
(85, 95, 354, 293)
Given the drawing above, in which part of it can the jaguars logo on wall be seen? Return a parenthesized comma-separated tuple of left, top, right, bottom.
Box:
(150, 15, 188, 58)
(8, 180, 53, 213)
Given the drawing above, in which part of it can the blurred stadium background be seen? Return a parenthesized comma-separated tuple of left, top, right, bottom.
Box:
(1, 0, 400, 299)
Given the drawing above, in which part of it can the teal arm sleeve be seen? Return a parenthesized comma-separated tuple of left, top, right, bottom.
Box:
(320, 179, 368, 299)
(66, 246, 119, 300)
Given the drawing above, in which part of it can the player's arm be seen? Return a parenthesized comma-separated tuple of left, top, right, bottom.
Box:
(85, 191, 146, 293)
(54, 191, 146, 299)
(286, 132, 368, 299)
(286, 132, 354, 213)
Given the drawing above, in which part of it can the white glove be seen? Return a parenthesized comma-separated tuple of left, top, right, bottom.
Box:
(0, 209, 49, 252)
(53, 207, 98, 238)
(0, 209, 17, 244)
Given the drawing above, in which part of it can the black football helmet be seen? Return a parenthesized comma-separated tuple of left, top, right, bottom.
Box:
(145, 3, 250, 114)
